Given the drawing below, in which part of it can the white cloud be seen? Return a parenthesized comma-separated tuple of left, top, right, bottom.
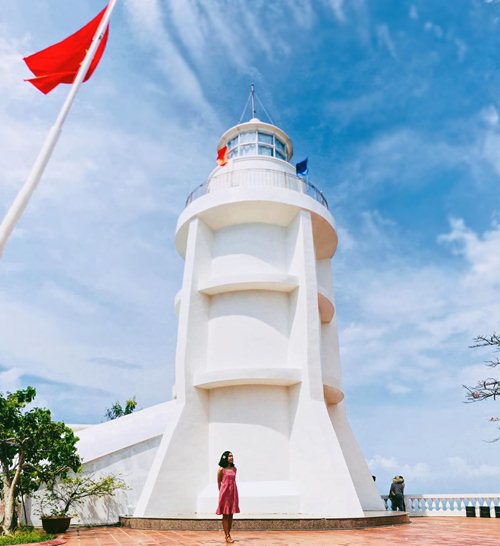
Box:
(333, 106, 500, 212)
(422, 19, 467, 61)
(324, 0, 346, 23)
(123, 0, 303, 105)
(333, 129, 459, 203)
(387, 382, 412, 395)
(201, 5, 252, 72)
(424, 21, 444, 38)
(0, 14, 211, 420)
(339, 216, 500, 395)
(285, 0, 316, 29)
(459, 363, 500, 388)
(448, 456, 500, 477)
(0, 367, 23, 392)
(167, 0, 206, 64)
(243, 10, 275, 61)
(0, 37, 49, 201)
(326, 91, 386, 129)
(482, 131, 500, 175)
(439, 218, 500, 287)
(377, 25, 398, 60)
(454, 38, 467, 62)
(368, 455, 431, 481)
(0, 33, 32, 96)
(123, 0, 217, 124)
(481, 105, 499, 126)
(367, 453, 500, 489)
(0, 288, 170, 420)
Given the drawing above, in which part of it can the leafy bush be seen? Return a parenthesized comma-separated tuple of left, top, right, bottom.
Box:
(0, 529, 54, 545)
(35, 473, 128, 517)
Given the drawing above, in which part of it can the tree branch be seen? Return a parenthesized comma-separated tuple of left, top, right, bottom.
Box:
(464, 379, 500, 402)
(470, 334, 500, 349)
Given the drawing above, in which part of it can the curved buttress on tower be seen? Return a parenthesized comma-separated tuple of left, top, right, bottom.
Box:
(134, 117, 384, 518)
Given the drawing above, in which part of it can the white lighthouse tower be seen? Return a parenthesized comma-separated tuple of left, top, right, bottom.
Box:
(131, 112, 384, 519)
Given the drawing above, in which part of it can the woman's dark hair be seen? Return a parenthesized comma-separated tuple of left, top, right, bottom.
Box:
(218, 450, 233, 468)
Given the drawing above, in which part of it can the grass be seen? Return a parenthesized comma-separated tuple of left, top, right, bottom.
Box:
(0, 529, 55, 545)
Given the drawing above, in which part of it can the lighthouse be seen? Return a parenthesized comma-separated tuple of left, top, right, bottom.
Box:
(130, 113, 384, 518)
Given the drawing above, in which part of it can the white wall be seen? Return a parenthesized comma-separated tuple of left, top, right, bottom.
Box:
(211, 223, 286, 278)
(28, 437, 162, 527)
(78, 437, 162, 524)
(321, 320, 342, 388)
(316, 259, 334, 296)
(208, 385, 291, 482)
(207, 291, 289, 371)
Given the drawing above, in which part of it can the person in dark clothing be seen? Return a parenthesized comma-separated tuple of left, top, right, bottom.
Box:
(389, 475, 406, 511)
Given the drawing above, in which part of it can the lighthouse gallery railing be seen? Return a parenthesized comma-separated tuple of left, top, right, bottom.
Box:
(185, 168, 329, 209)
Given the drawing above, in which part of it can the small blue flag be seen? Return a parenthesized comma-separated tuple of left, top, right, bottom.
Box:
(296, 157, 308, 177)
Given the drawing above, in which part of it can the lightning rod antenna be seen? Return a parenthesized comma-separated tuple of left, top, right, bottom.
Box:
(250, 82, 256, 118)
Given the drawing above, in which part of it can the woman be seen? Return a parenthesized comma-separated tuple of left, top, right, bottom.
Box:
(216, 450, 239, 543)
(389, 475, 406, 511)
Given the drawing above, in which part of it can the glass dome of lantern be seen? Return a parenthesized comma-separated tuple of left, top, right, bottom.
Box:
(217, 117, 293, 163)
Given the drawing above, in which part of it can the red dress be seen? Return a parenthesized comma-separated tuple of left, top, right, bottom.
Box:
(216, 467, 240, 515)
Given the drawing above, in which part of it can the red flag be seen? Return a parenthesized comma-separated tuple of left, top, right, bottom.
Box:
(217, 146, 229, 167)
(24, 5, 109, 94)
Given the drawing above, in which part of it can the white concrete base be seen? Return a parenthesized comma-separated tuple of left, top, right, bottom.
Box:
(120, 511, 410, 530)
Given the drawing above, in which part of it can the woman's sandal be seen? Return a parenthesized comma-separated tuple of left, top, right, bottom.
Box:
(225, 535, 235, 543)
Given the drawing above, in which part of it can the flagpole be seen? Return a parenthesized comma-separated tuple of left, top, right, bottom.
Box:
(0, 0, 118, 258)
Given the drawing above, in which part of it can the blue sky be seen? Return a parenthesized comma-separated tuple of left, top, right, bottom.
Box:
(1, 0, 500, 494)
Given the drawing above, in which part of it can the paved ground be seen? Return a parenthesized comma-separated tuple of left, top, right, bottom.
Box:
(61, 517, 500, 545)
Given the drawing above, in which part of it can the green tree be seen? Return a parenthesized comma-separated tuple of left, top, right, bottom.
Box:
(0, 387, 81, 535)
(104, 397, 137, 421)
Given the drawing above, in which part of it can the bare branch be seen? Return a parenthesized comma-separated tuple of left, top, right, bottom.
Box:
(463, 379, 500, 402)
(470, 334, 500, 350)
(486, 358, 500, 368)
(465, 335, 500, 443)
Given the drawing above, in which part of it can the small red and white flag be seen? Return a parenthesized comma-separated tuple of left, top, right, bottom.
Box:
(23, 5, 110, 94)
(217, 146, 229, 166)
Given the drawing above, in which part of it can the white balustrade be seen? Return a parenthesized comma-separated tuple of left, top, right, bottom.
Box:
(186, 168, 328, 208)
(382, 494, 500, 517)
